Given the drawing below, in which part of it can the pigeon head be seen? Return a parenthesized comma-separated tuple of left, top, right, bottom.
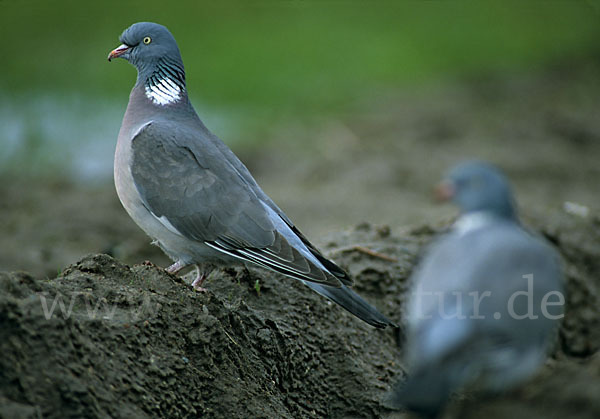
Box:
(437, 161, 516, 219)
(109, 22, 186, 104)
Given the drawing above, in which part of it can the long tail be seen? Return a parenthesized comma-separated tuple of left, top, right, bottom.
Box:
(304, 282, 396, 329)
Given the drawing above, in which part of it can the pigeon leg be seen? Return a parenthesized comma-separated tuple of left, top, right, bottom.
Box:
(191, 265, 208, 292)
(166, 260, 188, 274)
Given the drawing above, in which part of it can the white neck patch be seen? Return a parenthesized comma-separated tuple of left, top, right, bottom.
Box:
(145, 77, 182, 105)
(453, 211, 497, 236)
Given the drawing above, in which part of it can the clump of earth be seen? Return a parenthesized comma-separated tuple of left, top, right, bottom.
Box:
(1, 217, 599, 418)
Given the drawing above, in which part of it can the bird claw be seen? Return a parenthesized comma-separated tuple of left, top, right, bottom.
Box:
(166, 260, 187, 274)
(165, 262, 208, 291)
(191, 270, 207, 292)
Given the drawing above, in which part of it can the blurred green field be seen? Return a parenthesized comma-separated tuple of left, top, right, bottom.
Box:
(0, 1, 599, 179)
(1, 1, 599, 113)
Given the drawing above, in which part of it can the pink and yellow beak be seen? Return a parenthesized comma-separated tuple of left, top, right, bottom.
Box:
(108, 44, 131, 62)
(434, 179, 455, 202)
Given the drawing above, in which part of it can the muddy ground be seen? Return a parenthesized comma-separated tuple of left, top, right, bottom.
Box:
(1, 59, 600, 418)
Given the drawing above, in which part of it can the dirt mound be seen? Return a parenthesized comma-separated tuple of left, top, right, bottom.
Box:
(0, 224, 412, 419)
(1, 219, 599, 418)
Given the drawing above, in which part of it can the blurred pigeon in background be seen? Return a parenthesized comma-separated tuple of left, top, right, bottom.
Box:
(384, 161, 564, 417)
(108, 22, 394, 328)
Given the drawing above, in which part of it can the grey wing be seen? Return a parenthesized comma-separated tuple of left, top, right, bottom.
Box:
(408, 224, 562, 367)
(206, 130, 353, 286)
(130, 122, 342, 286)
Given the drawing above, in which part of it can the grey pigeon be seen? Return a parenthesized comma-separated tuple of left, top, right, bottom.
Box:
(108, 22, 393, 328)
(384, 161, 564, 417)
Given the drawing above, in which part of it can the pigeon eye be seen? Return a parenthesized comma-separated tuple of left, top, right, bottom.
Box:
(143, 36, 152, 45)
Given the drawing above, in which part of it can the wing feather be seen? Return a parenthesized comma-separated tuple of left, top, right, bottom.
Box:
(130, 121, 343, 286)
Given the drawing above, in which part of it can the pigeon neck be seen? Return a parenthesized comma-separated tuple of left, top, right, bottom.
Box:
(138, 58, 187, 106)
(453, 210, 505, 236)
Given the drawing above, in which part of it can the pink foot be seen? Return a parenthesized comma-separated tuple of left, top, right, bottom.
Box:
(166, 260, 187, 274)
(191, 269, 208, 292)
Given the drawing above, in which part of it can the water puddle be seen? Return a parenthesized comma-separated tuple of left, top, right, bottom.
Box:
(0, 92, 250, 183)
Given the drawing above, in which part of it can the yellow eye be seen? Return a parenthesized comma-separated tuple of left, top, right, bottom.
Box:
(143, 36, 152, 45)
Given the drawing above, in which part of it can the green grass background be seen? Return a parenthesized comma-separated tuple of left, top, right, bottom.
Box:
(0, 0, 599, 177)
(1, 1, 599, 113)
